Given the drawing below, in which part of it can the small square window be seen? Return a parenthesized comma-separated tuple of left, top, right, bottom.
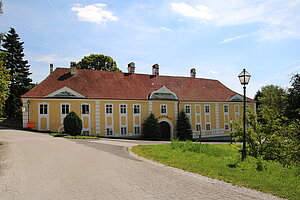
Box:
(161, 105, 167, 114)
(185, 105, 191, 114)
(224, 105, 229, 113)
(134, 126, 140, 135)
(133, 105, 140, 114)
(106, 105, 113, 114)
(205, 124, 211, 130)
(120, 127, 127, 135)
(120, 104, 127, 114)
(82, 104, 89, 114)
(106, 128, 113, 136)
(205, 105, 210, 114)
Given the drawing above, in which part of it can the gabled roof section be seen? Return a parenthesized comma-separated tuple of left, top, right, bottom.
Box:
(22, 68, 255, 102)
(149, 85, 178, 100)
(227, 94, 243, 102)
(45, 86, 85, 98)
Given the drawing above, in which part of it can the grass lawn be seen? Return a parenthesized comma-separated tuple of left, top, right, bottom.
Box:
(131, 140, 300, 200)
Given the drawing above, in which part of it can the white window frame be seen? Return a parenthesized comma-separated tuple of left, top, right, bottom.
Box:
(196, 124, 201, 132)
(134, 126, 141, 135)
(185, 104, 191, 114)
(224, 123, 230, 130)
(224, 105, 229, 113)
(38, 103, 49, 131)
(60, 103, 70, 124)
(133, 104, 140, 115)
(105, 104, 113, 115)
(106, 127, 114, 136)
(120, 126, 127, 136)
(205, 123, 211, 131)
(204, 105, 210, 114)
(120, 104, 127, 114)
(39, 103, 48, 115)
(81, 103, 90, 115)
(160, 104, 167, 114)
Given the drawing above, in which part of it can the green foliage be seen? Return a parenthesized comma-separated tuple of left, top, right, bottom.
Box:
(132, 144, 300, 200)
(77, 54, 121, 72)
(286, 73, 300, 120)
(232, 108, 300, 166)
(1, 28, 32, 121)
(176, 110, 193, 140)
(0, 52, 11, 116)
(142, 113, 160, 139)
(63, 111, 82, 136)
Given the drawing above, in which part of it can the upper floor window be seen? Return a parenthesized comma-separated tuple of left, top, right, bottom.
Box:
(196, 124, 201, 132)
(205, 105, 210, 114)
(106, 104, 113, 114)
(120, 104, 127, 114)
(82, 104, 89, 114)
(61, 104, 70, 114)
(160, 104, 167, 114)
(133, 104, 140, 114)
(185, 105, 191, 114)
(40, 104, 48, 114)
(224, 105, 229, 113)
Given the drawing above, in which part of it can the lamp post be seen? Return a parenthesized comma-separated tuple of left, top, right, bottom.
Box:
(238, 69, 251, 160)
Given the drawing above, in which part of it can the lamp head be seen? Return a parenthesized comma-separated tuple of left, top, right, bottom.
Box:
(238, 68, 251, 85)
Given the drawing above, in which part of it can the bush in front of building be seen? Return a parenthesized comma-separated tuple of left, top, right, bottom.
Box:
(63, 111, 82, 136)
(176, 110, 193, 141)
(142, 113, 160, 139)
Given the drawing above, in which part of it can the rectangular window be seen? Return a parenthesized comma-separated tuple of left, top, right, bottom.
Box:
(196, 124, 201, 132)
(82, 104, 89, 114)
(224, 105, 229, 113)
(106, 128, 113, 136)
(205, 105, 210, 114)
(40, 104, 48, 114)
(134, 126, 140, 135)
(160, 104, 167, 114)
(185, 105, 191, 114)
(61, 104, 70, 114)
(106, 104, 113, 114)
(225, 124, 229, 130)
(120, 104, 127, 114)
(120, 127, 127, 135)
(133, 104, 140, 114)
(205, 123, 211, 130)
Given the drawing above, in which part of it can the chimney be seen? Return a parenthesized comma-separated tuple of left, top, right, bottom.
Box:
(70, 62, 76, 75)
(152, 64, 159, 76)
(50, 63, 53, 74)
(190, 68, 196, 78)
(128, 62, 135, 74)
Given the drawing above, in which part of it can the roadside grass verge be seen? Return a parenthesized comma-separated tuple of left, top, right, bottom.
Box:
(131, 140, 300, 200)
(50, 133, 100, 139)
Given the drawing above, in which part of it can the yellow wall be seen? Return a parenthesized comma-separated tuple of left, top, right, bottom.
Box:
(22, 98, 255, 138)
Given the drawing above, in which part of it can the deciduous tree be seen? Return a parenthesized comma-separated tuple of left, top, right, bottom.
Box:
(77, 54, 121, 72)
(286, 74, 300, 120)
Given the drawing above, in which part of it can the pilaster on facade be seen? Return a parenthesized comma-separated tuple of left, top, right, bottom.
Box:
(22, 100, 29, 128)
(215, 103, 219, 130)
(119, 104, 128, 136)
(149, 101, 153, 114)
(133, 104, 141, 136)
(95, 101, 100, 134)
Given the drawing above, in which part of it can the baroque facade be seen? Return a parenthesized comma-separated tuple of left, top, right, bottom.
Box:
(21, 62, 255, 139)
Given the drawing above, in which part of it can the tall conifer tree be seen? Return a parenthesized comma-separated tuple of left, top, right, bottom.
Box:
(2, 28, 32, 120)
(176, 110, 193, 140)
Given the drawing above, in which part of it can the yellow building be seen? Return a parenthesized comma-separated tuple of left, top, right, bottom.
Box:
(21, 63, 255, 139)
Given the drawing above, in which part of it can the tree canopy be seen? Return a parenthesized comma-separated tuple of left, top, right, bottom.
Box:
(77, 54, 121, 72)
(1, 28, 32, 120)
(286, 74, 300, 120)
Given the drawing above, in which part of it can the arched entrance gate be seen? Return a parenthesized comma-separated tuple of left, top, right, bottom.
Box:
(158, 119, 173, 140)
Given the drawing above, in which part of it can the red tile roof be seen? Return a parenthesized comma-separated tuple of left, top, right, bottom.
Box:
(22, 68, 254, 102)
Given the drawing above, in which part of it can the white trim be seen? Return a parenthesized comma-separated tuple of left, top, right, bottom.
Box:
(158, 118, 174, 138)
(149, 101, 153, 114)
(227, 94, 243, 102)
(223, 104, 229, 129)
(81, 103, 90, 135)
(215, 103, 219, 130)
(45, 86, 85, 98)
(38, 102, 49, 131)
(234, 104, 240, 120)
(119, 104, 128, 136)
(95, 101, 100, 135)
(133, 104, 141, 135)
(105, 103, 114, 136)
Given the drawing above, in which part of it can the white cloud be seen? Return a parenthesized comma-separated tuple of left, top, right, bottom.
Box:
(207, 70, 218, 74)
(219, 34, 250, 44)
(170, 2, 214, 22)
(160, 27, 171, 31)
(71, 4, 118, 25)
(170, 1, 300, 41)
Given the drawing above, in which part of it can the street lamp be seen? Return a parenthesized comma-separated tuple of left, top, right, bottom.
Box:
(238, 68, 251, 160)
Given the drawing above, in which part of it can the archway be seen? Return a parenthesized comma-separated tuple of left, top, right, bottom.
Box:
(159, 121, 171, 139)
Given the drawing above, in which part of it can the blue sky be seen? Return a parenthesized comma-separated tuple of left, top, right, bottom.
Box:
(1, 0, 300, 98)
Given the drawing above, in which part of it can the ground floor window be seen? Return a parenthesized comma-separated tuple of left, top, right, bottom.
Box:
(106, 128, 113, 136)
(205, 123, 211, 131)
(224, 124, 229, 130)
(196, 124, 201, 131)
(134, 126, 140, 135)
(120, 127, 127, 135)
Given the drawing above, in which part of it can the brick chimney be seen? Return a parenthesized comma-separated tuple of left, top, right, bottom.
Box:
(128, 62, 135, 74)
(70, 62, 76, 75)
(152, 64, 159, 76)
(190, 68, 196, 78)
(50, 63, 53, 74)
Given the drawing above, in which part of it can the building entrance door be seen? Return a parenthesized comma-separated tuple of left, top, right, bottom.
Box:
(159, 121, 170, 139)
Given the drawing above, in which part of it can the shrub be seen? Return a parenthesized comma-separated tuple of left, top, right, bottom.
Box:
(142, 113, 160, 139)
(63, 111, 82, 136)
